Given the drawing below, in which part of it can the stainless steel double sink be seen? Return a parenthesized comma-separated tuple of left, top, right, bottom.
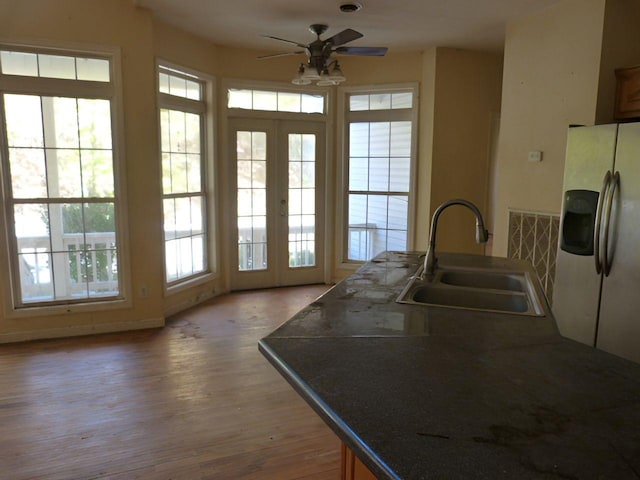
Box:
(396, 265, 544, 316)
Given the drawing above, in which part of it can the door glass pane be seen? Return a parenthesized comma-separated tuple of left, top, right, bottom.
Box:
(237, 131, 267, 271)
(288, 133, 316, 268)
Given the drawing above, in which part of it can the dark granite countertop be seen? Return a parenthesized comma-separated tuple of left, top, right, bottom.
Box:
(259, 252, 640, 479)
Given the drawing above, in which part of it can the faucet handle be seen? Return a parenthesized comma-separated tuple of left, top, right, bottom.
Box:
(475, 225, 489, 244)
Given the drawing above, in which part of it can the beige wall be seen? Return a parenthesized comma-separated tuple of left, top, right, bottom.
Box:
(491, 0, 606, 256)
(426, 48, 503, 254)
(415, 49, 437, 250)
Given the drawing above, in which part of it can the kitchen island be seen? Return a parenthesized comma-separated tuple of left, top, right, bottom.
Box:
(259, 252, 640, 479)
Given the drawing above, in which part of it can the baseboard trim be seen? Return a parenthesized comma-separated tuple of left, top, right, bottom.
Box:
(0, 317, 165, 344)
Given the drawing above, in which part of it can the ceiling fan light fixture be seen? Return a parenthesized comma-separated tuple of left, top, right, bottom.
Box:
(316, 66, 334, 86)
(292, 63, 312, 85)
(328, 61, 346, 83)
(301, 64, 321, 81)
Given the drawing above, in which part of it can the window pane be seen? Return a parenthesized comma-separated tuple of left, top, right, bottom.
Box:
(185, 113, 201, 153)
(4, 94, 44, 147)
(278, 92, 300, 112)
(369, 93, 391, 110)
(228, 89, 252, 109)
(9, 148, 47, 198)
(49, 97, 80, 148)
(50, 149, 82, 198)
(186, 154, 201, 193)
(392, 92, 413, 109)
(388, 196, 408, 230)
(389, 157, 410, 192)
(369, 123, 390, 156)
(169, 74, 187, 98)
(169, 109, 186, 153)
(288, 132, 317, 268)
(349, 123, 369, 156)
(350, 94, 369, 111)
(83, 202, 116, 236)
(170, 153, 188, 193)
(301, 94, 324, 113)
(367, 195, 388, 229)
(349, 156, 368, 191)
(78, 99, 112, 149)
(185, 80, 201, 101)
(253, 90, 277, 111)
(191, 196, 203, 234)
(390, 122, 412, 156)
(369, 157, 389, 192)
(237, 130, 267, 271)
(81, 150, 114, 197)
(76, 57, 110, 82)
(38, 54, 76, 79)
(1, 50, 38, 76)
(159, 73, 170, 94)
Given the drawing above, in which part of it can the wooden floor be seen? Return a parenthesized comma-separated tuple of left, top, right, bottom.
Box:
(0, 285, 341, 480)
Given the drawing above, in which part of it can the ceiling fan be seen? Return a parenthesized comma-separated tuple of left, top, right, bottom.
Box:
(259, 24, 388, 85)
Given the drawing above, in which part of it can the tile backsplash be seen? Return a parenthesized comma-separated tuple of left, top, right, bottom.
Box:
(507, 210, 560, 304)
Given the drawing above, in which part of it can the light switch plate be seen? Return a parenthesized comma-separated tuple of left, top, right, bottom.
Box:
(528, 151, 543, 162)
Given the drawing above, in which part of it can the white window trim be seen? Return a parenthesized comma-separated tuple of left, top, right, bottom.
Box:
(157, 60, 218, 295)
(336, 82, 419, 270)
(0, 40, 131, 318)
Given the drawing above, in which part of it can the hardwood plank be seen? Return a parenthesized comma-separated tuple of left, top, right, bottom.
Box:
(0, 285, 340, 479)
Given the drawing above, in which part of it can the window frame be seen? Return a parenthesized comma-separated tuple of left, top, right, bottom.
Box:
(338, 83, 419, 266)
(157, 61, 217, 294)
(0, 41, 130, 316)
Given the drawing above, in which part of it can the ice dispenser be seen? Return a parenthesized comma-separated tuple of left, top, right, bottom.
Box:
(560, 189, 599, 255)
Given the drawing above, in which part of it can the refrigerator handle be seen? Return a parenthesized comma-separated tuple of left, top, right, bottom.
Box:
(594, 170, 611, 275)
(601, 171, 620, 277)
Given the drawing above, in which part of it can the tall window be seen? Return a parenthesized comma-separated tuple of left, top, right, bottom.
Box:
(0, 47, 122, 307)
(344, 88, 416, 261)
(158, 65, 211, 285)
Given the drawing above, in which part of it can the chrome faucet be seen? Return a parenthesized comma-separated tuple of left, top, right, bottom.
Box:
(422, 199, 489, 277)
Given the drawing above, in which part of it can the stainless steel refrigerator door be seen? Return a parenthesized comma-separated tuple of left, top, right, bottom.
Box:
(553, 124, 618, 346)
(596, 122, 640, 364)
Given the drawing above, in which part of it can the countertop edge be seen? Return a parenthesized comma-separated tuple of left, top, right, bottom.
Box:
(258, 338, 401, 480)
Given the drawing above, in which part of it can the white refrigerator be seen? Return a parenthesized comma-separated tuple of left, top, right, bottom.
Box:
(554, 122, 640, 364)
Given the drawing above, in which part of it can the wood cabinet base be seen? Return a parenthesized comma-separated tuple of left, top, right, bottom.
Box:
(341, 443, 378, 480)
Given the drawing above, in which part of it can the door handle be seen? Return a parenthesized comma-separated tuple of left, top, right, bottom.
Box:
(601, 171, 619, 277)
(280, 199, 287, 216)
(594, 170, 611, 275)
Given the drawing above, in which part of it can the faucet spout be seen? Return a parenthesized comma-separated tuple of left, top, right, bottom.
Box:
(422, 199, 489, 278)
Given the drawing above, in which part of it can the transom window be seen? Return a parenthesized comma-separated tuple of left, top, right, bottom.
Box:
(344, 88, 416, 262)
(0, 46, 121, 307)
(228, 88, 324, 114)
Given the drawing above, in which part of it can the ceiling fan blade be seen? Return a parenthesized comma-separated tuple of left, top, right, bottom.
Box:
(325, 28, 363, 46)
(261, 34, 308, 49)
(335, 46, 388, 56)
(258, 51, 306, 59)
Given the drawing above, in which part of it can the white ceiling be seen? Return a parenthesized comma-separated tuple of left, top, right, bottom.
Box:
(136, 0, 562, 54)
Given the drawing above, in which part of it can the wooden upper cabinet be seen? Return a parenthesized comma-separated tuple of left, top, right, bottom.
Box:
(615, 65, 640, 120)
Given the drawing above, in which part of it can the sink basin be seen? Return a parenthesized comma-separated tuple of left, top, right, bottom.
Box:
(412, 284, 530, 313)
(439, 270, 524, 292)
(396, 266, 544, 316)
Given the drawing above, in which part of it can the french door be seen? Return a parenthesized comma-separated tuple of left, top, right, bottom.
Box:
(228, 118, 325, 290)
